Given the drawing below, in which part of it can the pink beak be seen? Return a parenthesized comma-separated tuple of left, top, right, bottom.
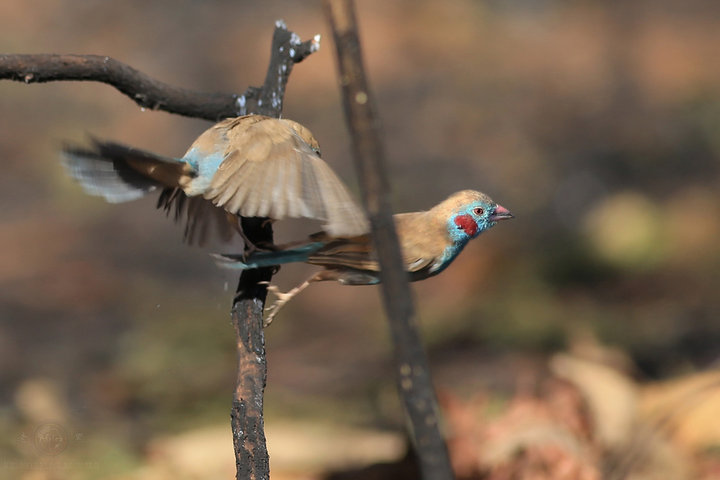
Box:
(489, 204, 514, 221)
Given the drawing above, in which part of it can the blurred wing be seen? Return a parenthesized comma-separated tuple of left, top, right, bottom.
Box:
(62, 138, 191, 203)
(203, 116, 369, 237)
(157, 187, 235, 246)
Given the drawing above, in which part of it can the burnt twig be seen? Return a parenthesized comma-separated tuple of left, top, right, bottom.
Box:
(0, 23, 318, 122)
(230, 21, 320, 480)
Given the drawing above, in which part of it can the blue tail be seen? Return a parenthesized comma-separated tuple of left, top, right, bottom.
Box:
(212, 242, 325, 269)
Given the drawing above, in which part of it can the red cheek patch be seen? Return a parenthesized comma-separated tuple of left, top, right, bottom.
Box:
(454, 214, 478, 237)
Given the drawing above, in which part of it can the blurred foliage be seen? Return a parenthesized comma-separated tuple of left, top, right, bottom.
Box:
(1, 0, 719, 478)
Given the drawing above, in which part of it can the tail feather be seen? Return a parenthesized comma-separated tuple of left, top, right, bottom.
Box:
(62, 146, 157, 203)
(213, 242, 326, 269)
(62, 139, 190, 203)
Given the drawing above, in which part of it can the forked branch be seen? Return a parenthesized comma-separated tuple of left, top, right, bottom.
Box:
(1, 20, 320, 480)
(0, 23, 319, 121)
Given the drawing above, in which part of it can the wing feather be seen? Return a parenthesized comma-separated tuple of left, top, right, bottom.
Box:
(203, 116, 368, 236)
(307, 212, 444, 274)
(157, 187, 234, 245)
(268, 155, 288, 219)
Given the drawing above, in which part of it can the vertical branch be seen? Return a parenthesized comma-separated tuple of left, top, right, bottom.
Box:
(231, 218, 274, 480)
(240, 20, 320, 117)
(230, 22, 320, 480)
(324, 2, 454, 480)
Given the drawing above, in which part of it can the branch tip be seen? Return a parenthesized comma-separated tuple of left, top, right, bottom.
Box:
(312, 34, 322, 52)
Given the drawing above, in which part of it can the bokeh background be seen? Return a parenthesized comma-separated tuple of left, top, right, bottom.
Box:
(1, 1, 720, 479)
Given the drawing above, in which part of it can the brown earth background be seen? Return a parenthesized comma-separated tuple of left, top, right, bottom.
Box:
(1, 1, 720, 479)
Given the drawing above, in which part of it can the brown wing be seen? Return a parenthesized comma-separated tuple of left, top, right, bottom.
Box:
(306, 212, 441, 274)
(307, 233, 379, 271)
(202, 116, 369, 238)
(392, 212, 449, 273)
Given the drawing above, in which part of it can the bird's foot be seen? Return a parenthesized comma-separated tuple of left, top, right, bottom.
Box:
(232, 221, 276, 260)
(258, 278, 314, 327)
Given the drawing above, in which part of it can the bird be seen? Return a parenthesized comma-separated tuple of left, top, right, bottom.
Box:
(62, 114, 513, 324)
(62, 114, 369, 245)
(215, 189, 513, 324)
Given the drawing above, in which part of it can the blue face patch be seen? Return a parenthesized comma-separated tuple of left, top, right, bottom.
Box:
(182, 147, 226, 196)
(447, 201, 496, 241)
(430, 201, 497, 274)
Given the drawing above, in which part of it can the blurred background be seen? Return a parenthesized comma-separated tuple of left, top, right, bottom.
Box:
(1, 1, 720, 479)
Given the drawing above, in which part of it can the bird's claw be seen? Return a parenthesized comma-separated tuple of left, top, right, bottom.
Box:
(258, 279, 313, 327)
(258, 281, 292, 327)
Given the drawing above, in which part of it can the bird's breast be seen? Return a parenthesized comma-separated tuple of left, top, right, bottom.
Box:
(428, 240, 469, 276)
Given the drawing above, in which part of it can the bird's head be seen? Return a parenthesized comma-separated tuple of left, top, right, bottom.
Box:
(440, 190, 514, 243)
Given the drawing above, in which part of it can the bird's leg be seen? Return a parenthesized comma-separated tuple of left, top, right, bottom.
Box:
(259, 271, 325, 326)
(228, 214, 277, 259)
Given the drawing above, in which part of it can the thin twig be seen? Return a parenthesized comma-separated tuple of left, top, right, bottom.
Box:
(324, 2, 454, 480)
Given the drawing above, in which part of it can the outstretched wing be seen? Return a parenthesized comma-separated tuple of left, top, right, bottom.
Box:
(200, 116, 369, 238)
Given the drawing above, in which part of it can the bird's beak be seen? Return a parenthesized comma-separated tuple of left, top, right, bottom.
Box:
(489, 204, 514, 221)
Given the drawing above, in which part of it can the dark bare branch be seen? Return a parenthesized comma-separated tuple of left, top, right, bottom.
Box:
(231, 218, 274, 480)
(0, 26, 318, 122)
(0, 53, 238, 121)
(324, 2, 454, 479)
(230, 21, 319, 480)
(243, 22, 321, 117)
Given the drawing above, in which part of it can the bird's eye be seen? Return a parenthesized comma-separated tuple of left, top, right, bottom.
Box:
(473, 207, 484, 216)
